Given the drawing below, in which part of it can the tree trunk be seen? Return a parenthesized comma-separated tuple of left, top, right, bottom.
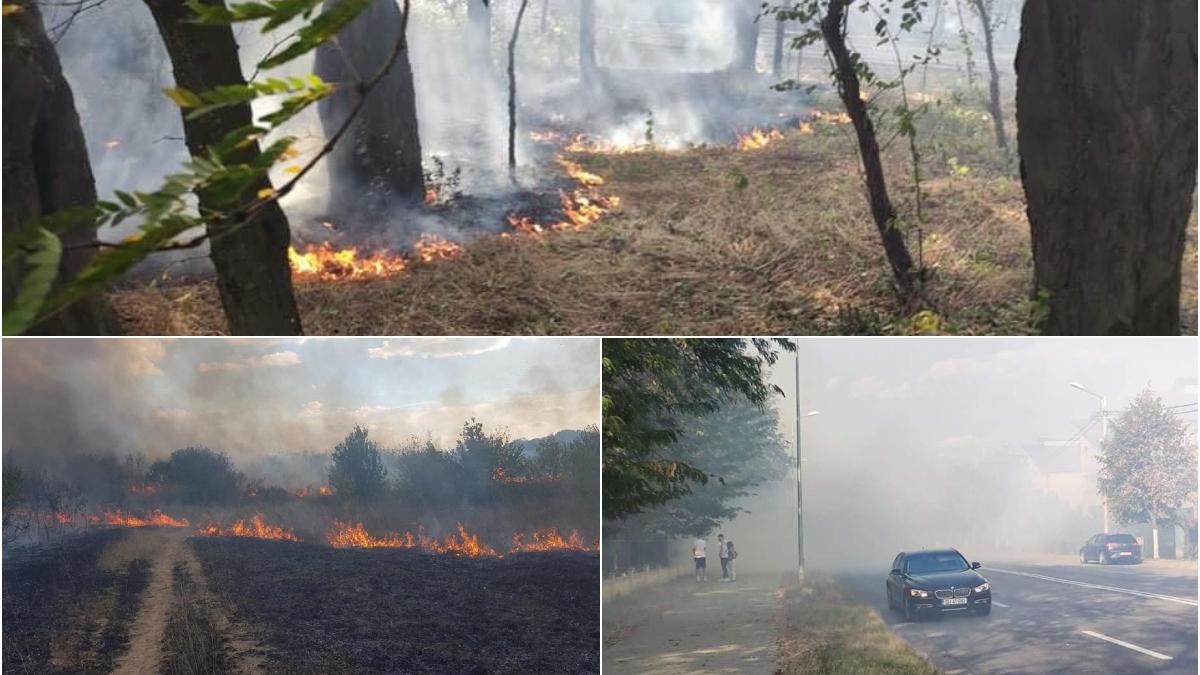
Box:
(821, 0, 916, 295)
(3, 0, 117, 334)
(970, 0, 1007, 150)
(1150, 512, 1160, 559)
(314, 0, 425, 225)
(732, 0, 759, 73)
(467, 0, 493, 69)
(1016, 0, 1197, 335)
(144, 0, 301, 335)
(772, 15, 786, 78)
(508, 0, 530, 168)
(579, 0, 597, 77)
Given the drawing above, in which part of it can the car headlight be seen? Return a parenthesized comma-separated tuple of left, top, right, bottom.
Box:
(974, 582, 990, 593)
(909, 589, 930, 598)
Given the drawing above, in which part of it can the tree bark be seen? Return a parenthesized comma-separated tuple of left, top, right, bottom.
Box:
(1016, 0, 1197, 335)
(3, 0, 117, 334)
(508, 0, 530, 168)
(144, 0, 302, 335)
(970, 0, 1007, 150)
(732, 0, 759, 73)
(821, 0, 916, 295)
(314, 0, 425, 224)
(772, 15, 786, 78)
(579, 0, 596, 77)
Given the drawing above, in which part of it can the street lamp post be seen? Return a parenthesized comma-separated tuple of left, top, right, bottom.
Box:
(1070, 382, 1108, 533)
(794, 351, 820, 584)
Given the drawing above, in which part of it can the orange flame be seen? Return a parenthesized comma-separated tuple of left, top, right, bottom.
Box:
(97, 509, 190, 528)
(326, 521, 500, 558)
(509, 527, 595, 553)
(412, 234, 464, 263)
(293, 485, 335, 498)
(197, 514, 300, 541)
(289, 242, 409, 281)
(735, 128, 785, 151)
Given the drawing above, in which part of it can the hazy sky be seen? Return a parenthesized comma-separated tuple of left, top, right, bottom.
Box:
(765, 338, 1198, 462)
(3, 338, 600, 461)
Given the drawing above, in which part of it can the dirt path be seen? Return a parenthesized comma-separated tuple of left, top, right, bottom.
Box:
(603, 574, 783, 675)
(108, 530, 187, 675)
(102, 529, 266, 675)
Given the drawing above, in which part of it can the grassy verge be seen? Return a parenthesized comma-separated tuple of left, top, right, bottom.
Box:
(776, 574, 938, 675)
(161, 562, 229, 675)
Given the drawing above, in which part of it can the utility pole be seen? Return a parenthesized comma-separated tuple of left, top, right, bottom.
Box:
(1070, 382, 1109, 533)
(794, 351, 804, 583)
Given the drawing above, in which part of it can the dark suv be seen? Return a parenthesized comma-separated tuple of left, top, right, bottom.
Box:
(1080, 533, 1143, 565)
(886, 548, 992, 621)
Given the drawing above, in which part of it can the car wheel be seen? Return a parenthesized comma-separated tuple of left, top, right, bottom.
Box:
(887, 587, 896, 611)
(902, 597, 914, 622)
(975, 604, 991, 617)
(1099, 553, 1109, 565)
(1080, 550, 1088, 564)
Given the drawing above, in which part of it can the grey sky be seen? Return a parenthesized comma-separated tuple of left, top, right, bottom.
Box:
(3, 338, 600, 461)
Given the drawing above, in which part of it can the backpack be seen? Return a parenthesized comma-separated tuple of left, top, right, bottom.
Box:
(728, 542, 738, 560)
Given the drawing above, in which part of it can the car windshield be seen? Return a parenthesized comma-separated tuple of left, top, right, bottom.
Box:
(1107, 534, 1137, 544)
(906, 552, 969, 574)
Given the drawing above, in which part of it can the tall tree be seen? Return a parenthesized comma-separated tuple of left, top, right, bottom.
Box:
(329, 426, 389, 500)
(819, 0, 917, 296)
(507, 0, 531, 168)
(968, 0, 1006, 150)
(143, 0, 302, 335)
(579, 0, 597, 77)
(772, 13, 787, 77)
(602, 338, 795, 520)
(731, 0, 760, 73)
(1096, 389, 1195, 559)
(3, 0, 116, 334)
(314, 0, 425, 223)
(1016, 0, 1197, 335)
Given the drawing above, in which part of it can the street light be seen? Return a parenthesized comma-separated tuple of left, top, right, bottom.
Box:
(793, 351, 820, 583)
(1069, 381, 1109, 532)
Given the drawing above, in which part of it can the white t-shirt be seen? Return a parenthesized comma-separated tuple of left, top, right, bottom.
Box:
(693, 538, 706, 558)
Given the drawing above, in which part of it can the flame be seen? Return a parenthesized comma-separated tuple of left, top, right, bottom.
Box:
(509, 528, 595, 553)
(294, 485, 335, 497)
(326, 521, 500, 558)
(557, 158, 605, 186)
(289, 242, 409, 281)
(412, 234, 464, 263)
(424, 186, 439, 205)
(197, 514, 300, 541)
(54, 512, 74, 524)
(505, 157, 620, 234)
(735, 128, 785, 151)
(810, 110, 851, 125)
(798, 122, 815, 135)
(129, 484, 157, 495)
(562, 134, 646, 155)
(97, 509, 190, 528)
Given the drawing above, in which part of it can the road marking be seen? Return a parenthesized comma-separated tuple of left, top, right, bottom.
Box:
(1080, 630, 1173, 660)
(988, 568, 1198, 607)
(990, 601, 1009, 608)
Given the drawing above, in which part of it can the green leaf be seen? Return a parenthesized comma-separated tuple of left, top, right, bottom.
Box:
(163, 87, 203, 108)
(3, 228, 62, 335)
(258, 0, 370, 70)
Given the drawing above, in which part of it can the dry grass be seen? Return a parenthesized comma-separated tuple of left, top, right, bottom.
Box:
(776, 573, 938, 675)
(109, 96, 1198, 336)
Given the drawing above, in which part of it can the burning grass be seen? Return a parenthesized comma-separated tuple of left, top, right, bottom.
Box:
(196, 514, 301, 542)
(192, 536, 599, 672)
(109, 95, 1199, 336)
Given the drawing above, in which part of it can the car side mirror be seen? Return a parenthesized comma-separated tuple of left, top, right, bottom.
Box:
(971, 562, 982, 569)
(890, 568, 902, 576)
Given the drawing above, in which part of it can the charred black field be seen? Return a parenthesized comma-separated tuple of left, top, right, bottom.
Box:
(193, 537, 598, 673)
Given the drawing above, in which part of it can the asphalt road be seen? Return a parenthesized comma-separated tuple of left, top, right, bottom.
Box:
(838, 558, 1198, 675)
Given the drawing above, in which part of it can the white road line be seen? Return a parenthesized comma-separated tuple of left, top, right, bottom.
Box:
(1080, 630, 1173, 661)
(988, 568, 1199, 607)
(990, 601, 1009, 608)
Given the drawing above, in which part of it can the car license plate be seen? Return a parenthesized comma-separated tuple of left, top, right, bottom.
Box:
(942, 598, 967, 606)
(1118, 551, 1132, 556)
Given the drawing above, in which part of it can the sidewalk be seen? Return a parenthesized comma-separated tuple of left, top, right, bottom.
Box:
(603, 574, 783, 675)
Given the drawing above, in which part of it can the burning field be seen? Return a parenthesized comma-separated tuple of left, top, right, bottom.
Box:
(107, 89, 1200, 336)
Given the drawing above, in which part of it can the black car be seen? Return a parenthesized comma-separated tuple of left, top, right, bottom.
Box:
(1080, 533, 1143, 565)
(886, 548, 992, 621)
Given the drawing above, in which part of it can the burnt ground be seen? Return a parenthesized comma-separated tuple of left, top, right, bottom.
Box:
(192, 536, 600, 674)
(2, 529, 151, 674)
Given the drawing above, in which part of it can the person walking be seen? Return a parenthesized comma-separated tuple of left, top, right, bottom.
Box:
(693, 534, 707, 582)
(726, 539, 738, 581)
(718, 534, 731, 582)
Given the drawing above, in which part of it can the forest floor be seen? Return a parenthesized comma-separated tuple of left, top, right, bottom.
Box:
(2, 528, 599, 674)
(109, 91, 1199, 336)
